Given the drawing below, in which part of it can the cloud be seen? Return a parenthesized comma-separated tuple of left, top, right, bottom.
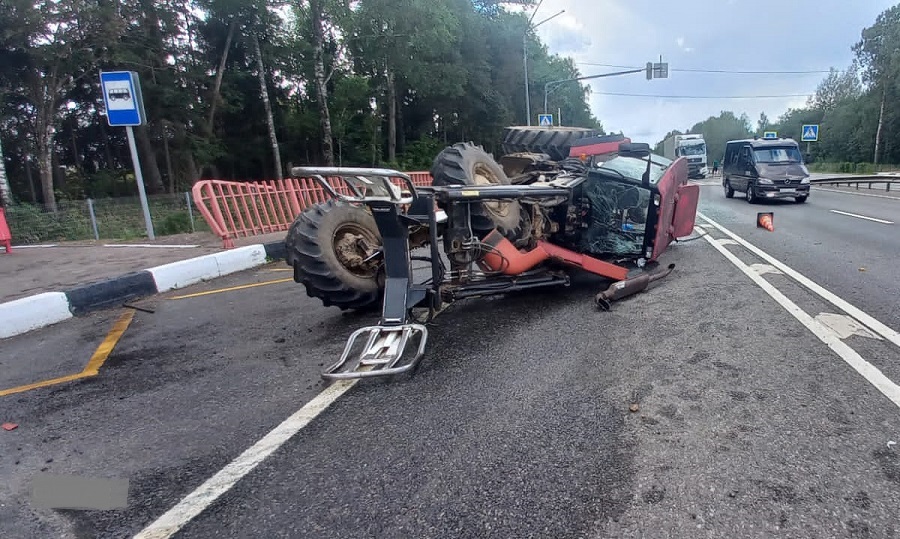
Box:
(529, 0, 897, 144)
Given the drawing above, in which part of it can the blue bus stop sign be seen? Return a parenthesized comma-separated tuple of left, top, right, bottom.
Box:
(100, 71, 145, 126)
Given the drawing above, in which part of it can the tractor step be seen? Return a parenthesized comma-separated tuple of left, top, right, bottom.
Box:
(322, 324, 428, 380)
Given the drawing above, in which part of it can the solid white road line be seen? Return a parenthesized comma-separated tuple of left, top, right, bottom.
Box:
(697, 211, 900, 349)
(133, 378, 359, 539)
(698, 227, 900, 410)
(829, 209, 894, 224)
(813, 186, 900, 201)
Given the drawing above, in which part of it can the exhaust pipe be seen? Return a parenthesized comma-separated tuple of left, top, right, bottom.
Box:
(595, 263, 675, 311)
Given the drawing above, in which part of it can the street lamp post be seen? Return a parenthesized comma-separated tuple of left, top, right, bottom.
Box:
(524, 6, 564, 126)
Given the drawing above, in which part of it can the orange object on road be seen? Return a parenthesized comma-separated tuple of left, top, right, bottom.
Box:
(0, 207, 11, 253)
(757, 212, 774, 232)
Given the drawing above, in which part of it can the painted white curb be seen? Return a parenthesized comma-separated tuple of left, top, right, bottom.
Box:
(0, 292, 73, 339)
(148, 244, 268, 293)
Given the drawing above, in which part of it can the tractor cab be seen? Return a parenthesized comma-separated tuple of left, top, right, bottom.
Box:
(570, 142, 699, 262)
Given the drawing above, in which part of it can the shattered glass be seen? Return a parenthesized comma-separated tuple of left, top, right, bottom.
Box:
(579, 180, 651, 256)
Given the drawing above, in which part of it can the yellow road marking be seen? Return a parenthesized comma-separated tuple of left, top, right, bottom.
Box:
(169, 278, 293, 300)
(0, 373, 87, 397)
(265, 268, 293, 272)
(83, 310, 135, 375)
(0, 310, 135, 397)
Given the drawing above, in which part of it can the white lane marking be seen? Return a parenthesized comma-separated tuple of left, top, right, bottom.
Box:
(829, 209, 894, 224)
(697, 212, 900, 349)
(815, 313, 883, 341)
(697, 227, 900, 410)
(813, 186, 900, 201)
(749, 263, 782, 276)
(133, 378, 359, 539)
(717, 239, 738, 246)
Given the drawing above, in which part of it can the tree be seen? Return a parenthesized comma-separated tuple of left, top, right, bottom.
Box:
(0, 135, 9, 206)
(808, 67, 862, 112)
(309, 0, 335, 166)
(684, 111, 752, 165)
(853, 5, 900, 164)
(0, 0, 603, 205)
(757, 112, 770, 136)
(1, 0, 119, 211)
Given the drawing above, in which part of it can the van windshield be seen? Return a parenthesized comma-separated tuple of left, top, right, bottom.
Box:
(754, 147, 802, 164)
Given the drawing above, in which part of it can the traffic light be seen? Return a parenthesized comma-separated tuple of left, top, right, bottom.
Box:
(646, 60, 669, 80)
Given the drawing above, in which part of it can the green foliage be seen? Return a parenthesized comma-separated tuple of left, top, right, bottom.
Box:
(0, 0, 605, 212)
(157, 212, 193, 235)
(394, 136, 446, 171)
(675, 112, 753, 164)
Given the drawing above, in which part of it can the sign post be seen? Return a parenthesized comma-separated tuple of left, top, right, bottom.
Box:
(99, 71, 154, 240)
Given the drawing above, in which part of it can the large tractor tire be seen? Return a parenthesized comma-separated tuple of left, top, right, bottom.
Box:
(430, 142, 523, 238)
(285, 199, 383, 311)
(501, 126, 600, 161)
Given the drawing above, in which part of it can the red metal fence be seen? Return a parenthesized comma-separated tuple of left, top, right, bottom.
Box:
(192, 172, 433, 248)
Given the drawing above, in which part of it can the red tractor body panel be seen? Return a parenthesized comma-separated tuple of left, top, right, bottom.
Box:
(651, 156, 697, 260)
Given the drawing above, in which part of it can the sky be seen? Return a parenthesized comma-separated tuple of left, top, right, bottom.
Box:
(518, 0, 898, 145)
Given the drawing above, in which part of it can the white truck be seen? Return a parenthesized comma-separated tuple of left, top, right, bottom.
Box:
(663, 134, 708, 179)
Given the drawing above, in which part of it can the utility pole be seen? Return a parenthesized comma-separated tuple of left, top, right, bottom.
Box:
(524, 2, 564, 126)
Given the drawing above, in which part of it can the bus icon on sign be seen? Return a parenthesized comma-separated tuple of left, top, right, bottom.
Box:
(100, 71, 145, 126)
(108, 88, 131, 101)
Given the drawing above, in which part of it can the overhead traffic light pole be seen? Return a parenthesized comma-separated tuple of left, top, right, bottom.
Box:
(543, 59, 669, 121)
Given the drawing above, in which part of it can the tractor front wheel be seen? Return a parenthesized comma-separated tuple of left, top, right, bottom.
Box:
(285, 199, 383, 311)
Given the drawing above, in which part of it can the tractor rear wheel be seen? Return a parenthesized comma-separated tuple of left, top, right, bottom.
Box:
(431, 142, 522, 238)
(285, 199, 383, 311)
(500, 126, 600, 161)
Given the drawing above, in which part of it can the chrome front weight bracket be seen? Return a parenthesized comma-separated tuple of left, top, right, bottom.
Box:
(322, 324, 429, 380)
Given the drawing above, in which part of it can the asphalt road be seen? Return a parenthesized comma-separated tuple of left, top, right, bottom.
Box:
(699, 182, 899, 329)
(1, 185, 899, 539)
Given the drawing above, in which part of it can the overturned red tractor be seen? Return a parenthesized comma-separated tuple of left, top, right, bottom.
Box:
(284, 127, 700, 380)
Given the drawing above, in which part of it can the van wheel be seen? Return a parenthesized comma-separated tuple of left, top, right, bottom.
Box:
(724, 179, 734, 198)
(746, 185, 757, 204)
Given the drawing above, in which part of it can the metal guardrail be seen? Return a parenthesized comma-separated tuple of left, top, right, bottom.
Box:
(810, 175, 897, 192)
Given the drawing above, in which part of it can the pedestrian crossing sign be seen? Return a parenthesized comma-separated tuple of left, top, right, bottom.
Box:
(802, 124, 819, 142)
(539, 114, 553, 127)
(763, 131, 777, 139)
